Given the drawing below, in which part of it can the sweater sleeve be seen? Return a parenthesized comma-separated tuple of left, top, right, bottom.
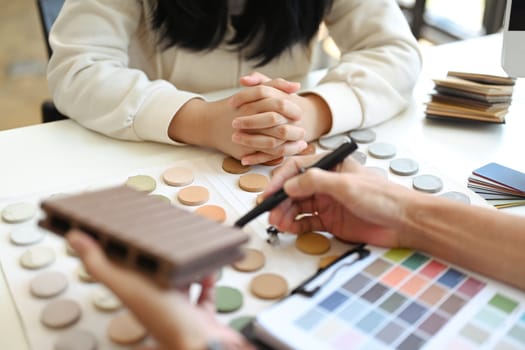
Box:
(303, 0, 422, 136)
(47, 0, 199, 144)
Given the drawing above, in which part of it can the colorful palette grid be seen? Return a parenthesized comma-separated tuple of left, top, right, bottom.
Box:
(447, 292, 525, 349)
(294, 249, 487, 350)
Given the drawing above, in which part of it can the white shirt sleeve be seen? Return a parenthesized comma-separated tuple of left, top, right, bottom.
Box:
(304, 0, 422, 136)
(47, 0, 199, 145)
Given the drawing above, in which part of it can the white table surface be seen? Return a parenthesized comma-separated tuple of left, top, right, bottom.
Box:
(1, 34, 524, 349)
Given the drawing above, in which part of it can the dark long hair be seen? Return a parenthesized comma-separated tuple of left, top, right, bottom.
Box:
(149, 0, 334, 66)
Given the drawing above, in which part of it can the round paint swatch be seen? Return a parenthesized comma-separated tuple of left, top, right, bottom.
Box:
(298, 143, 316, 156)
(413, 174, 443, 193)
(195, 205, 227, 223)
(177, 186, 210, 206)
(125, 175, 156, 193)
(78, 264, 96, 283)
(30, 271, 68, 298)
(10, 227, 45, 246)
(349, 129, 376, 144)
(107, 311, 147, 345)
(55, 329, 98, 350)
(239, 174, 269, 193)
(162, 166, 194, 186)
(351, 151, 367, 165)
(92, 286, 122, 312)
(65, 241, 79, 257)
(20, 246, 56, 270)
(440, 191, 471, 204)
(256, 194, 265, 205)
(215, 286, 243, 313)
(390, 158, 419, 176)
(262, 157, 284, 166)
(2, 202, 37, 223)
(149, 194, 171, 203)
(295, 232, 331, 255)
(319, 255, 340, 269)
(368, 142, 397, 159)
(41, 299, 81, 329)
(318, 134, 351, 150)
(232, 248, 265, 272)
(250, 273, 288, 300)
(229, 315, 255, 331)
(222, 157, 251, 174)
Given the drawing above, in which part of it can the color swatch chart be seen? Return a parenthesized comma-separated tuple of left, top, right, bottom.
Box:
(255, 247, 525, 350)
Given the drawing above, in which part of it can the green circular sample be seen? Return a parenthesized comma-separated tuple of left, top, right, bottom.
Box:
(229, 315, 255, 331)
(215, 286, 243, 313)
(125, 175, 156, 193)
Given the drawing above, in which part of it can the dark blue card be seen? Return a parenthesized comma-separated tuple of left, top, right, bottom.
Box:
(473, 163, 525, 193)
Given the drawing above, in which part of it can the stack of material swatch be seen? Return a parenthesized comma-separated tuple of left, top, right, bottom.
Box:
(425, 71, 515, 123)
(468, 163, 525, 208)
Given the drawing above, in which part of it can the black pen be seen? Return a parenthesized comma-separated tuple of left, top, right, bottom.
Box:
(234, 140, 358, 228)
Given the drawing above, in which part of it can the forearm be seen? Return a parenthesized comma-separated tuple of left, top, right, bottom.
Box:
(401, 195, 525, 290)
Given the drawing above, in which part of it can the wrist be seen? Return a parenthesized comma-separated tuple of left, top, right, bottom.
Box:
(296, 93, 332, 141)
(168, 98, 209, 146)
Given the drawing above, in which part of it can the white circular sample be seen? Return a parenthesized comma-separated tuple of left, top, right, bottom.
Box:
(41, 298, 82, 329)
(318, 134, 351, 150)
(440, 191, 471, 204)
(351, 151, 367, 165)
(368, 142, 397, 159)
(20, 246, 56, 270)
(54, 329, 98, 350)
(2, 202, 37, 223)
(92, 286, 122, 312)
(78, 264, 96, 283)
(412, 174, 443, 193)
(349, 129, 376, 143)
(366, 166, 388, 178)
(10, 226, 45, 246)
(30, 271, 68, 298)
(389, 158, 419, 176)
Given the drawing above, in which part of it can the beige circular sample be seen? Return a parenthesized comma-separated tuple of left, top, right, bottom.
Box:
(256, 194, 265, 205)
(10, 227, 45, 246)
(65, 241, 79, 257)
(177, 186, 210, 206)
(78, 264, 96, 283)
(195, 205, 227, 223)
(149, 194, 172, 204)
(41, 299, 81, 329)
(162, 166, 194, 186)
(92, 286, 122, 312)
(262, 157, 284, 166)
(319, 255, 340, 269)
(250, 273, 288, 300)
(30, 271, 68, 298)
(222, 156, 251, 174)
(55, 329, 98, 350)
(20, 246, 56, 269)
(125, 175, 156, 193)
(232, 248, 265, 272)
(239, 174, 269, 193)
(107, 311, 147, 345)
(2, 202, 37, 223)
(295, 232, 331, 255)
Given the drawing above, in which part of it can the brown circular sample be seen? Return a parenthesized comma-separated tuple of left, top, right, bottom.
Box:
(222, 156, 251, 174)
(177, 186, 210, 206)
(319, 255, 340, 269)
(250, 273, 288, 300)
(262, 157, 284, 166)
(232, 248, 265, 272)
(256, 194, 265, 205)
(30, 271, 68, 298)
(162, 166, 194, 186)
(195, 205, 227, 223)
(295, 232, 331, 255)
(41, 299, 81, 329)
(239, 174, 269, 193)
(107, 311, 147, 345)
(125, 175, 156, 193)
(55, 329, 98, 350)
